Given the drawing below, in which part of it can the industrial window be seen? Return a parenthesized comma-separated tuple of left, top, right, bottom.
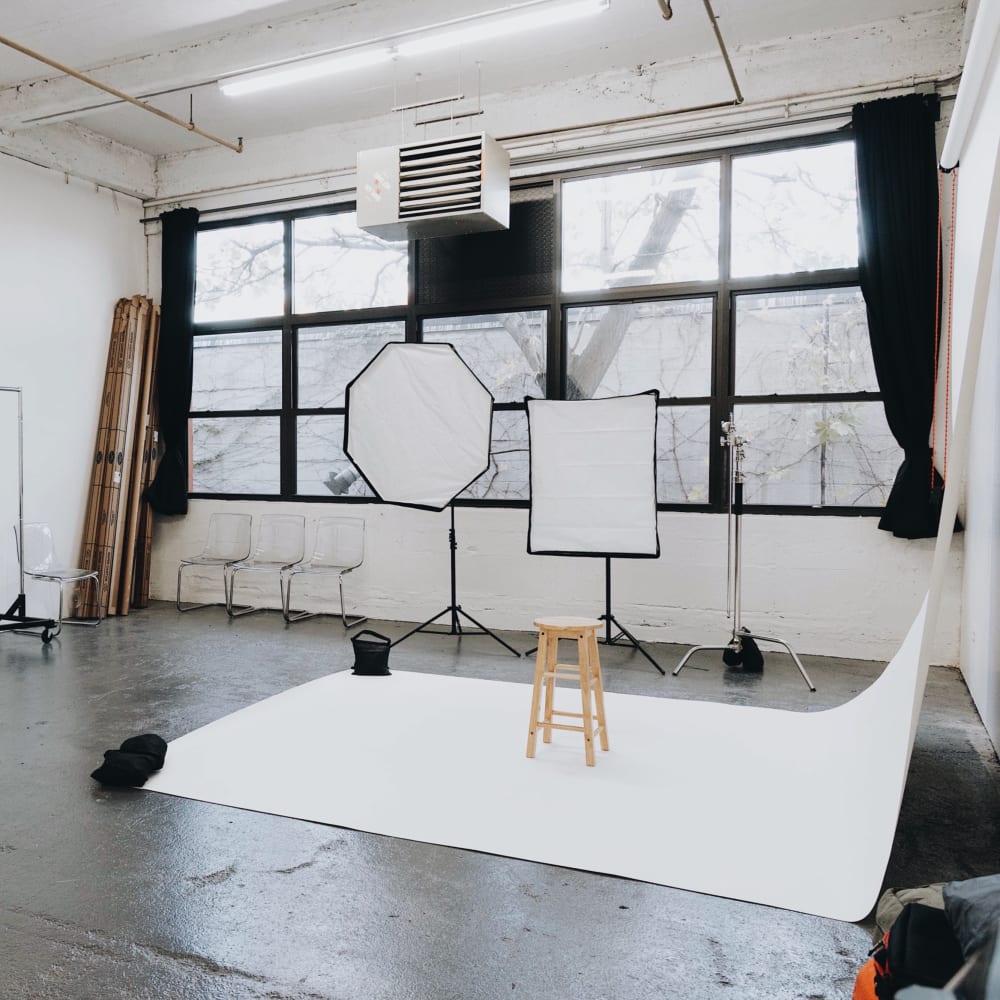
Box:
(189, 134, 898, 513)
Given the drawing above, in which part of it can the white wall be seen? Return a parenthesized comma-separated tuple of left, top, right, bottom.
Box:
(952, 42, 1000, 744)
(151, 500, 961, 664)
(0, 155, 145, 620)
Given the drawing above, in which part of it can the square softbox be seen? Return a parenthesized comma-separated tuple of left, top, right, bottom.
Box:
(527, 392, 659, 557)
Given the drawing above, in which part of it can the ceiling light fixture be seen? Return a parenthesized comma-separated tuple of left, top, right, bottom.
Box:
(219, 47, 393, 97)
(396, 0, 610, 58)
(220, 0, 611, 97)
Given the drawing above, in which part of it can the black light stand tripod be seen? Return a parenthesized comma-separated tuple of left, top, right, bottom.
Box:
(390, 505, 521, 656)
(523, 557, 665, 674)
(673, 415, 816, 691)
(596, 557, 665, 674)
(0, 386, 57, 644)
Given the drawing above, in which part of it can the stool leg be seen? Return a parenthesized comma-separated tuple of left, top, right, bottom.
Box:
(589, 630, 610, 752)
(578, 635, 596, 766)
(526, 630, 548, 758)
(542, 633, 556, 744)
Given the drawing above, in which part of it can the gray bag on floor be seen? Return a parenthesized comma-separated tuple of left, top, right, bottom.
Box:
(944, 874, 1000, 958)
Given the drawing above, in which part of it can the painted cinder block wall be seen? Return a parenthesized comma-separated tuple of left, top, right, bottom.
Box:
(150, 500, 962, 665)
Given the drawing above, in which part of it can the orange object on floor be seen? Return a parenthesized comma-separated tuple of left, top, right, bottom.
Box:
(852, 957, 878, 1000)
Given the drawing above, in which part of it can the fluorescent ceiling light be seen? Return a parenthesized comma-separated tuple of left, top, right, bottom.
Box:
(397, 0, 610, 58)
(220, 0, 609, 97)
(220, 47, 392, 97)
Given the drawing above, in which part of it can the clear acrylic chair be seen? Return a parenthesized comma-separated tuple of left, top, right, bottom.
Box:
(14, 522, 101, 637)
(176, 512, 252, 612)
(226, 514, 305, 618)
(281, 516, 367, 627)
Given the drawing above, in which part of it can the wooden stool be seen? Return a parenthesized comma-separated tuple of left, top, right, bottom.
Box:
(526, 616, 609, 766)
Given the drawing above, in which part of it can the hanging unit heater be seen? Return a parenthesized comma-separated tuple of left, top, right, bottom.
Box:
(356, 132, 510, 240)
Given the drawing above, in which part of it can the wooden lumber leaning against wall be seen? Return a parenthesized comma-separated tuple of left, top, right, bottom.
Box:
(79, 296, 161, 619)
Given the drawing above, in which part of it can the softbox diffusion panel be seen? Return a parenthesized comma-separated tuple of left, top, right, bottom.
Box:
(344, 343, 494, 511)
(527, 392, 659, 557)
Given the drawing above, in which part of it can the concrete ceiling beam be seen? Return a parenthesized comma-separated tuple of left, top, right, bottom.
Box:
(0, 121, 157, 198)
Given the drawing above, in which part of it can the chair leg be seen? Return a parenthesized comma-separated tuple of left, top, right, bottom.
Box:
(588, 631, 609, 752)
(338, 574, 367, 629)
(542, 634, 556, 744)
(282, 571, 315, 623)
(63, 575, 101, 628)
(526, 631, 548, 759)
(579, 637, 596, 767)
(177, 563, 225, 613)
(226, 568, 258, 618)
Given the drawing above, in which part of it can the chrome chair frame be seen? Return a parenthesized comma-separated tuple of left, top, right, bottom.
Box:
(281, 516, 367, 628)
(14, 523, 100, 638)
(176, 513, 253, 612)
(226, 514, 305, 618)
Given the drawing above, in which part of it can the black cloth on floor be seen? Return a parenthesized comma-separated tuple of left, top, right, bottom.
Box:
(90, 733, 168, 787)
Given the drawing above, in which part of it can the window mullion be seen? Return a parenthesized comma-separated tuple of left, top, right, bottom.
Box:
(281, 217, 296, 497)
(710, 152, 734, 513)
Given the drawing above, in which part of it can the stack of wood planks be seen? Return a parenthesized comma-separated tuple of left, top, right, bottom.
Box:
(79, 295, 161, 619)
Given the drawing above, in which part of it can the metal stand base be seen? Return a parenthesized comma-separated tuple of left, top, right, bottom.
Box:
(525, 559, 665, 675)
(390, 506, 521, 658)
(391, 604, 520, 656)
(1, 594, 57, 644)
(674, 631, 816, 691)
(599, 612, 666, 675)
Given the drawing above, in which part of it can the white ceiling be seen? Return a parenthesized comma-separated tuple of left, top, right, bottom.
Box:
(0, 0, 966, 159)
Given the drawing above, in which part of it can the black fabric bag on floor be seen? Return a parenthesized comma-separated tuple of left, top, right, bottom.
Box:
(351, 630, 391, 676)
(90, 733, 168, 787)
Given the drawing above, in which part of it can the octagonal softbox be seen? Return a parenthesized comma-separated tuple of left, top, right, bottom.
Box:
(344, 343, 494, 511)
(526, 391, 660, 557)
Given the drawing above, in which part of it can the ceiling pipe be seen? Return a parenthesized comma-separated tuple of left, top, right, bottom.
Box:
(0, 34, 244, 153)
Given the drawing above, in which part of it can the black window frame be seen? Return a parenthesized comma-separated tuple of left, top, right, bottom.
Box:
(188, 129, 890, 516)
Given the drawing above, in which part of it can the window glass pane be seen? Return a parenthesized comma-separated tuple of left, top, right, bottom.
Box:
(459, 410, 529, 501)
(191, 331, 282, 411)
(195, 222, 284, 322)
(297, 415, 373, 498)
(734, 402, 902, 506)
(735, 288, 876, 395)
(293, 213, 407, 313)
(417, 187, 555, 305)
(298, 322, 405, 409)
(732, 143, 859, 278)
(191, 416, 280, 493)
(566, 299, 713, 399)
(422, 312, 546, 403)
(656, 405, 711, 503)
(562, 162, 720, 291)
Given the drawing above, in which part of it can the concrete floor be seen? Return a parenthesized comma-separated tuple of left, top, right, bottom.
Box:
(1, 602, 998, 1000)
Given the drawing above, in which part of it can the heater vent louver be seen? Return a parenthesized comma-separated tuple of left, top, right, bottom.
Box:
(357, 132, 510, 240)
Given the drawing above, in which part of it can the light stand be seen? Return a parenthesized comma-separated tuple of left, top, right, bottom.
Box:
(0, 386, 57, 644)
(390, 505, 521, 656)
(597, 557, 665, 674)
(673, 415, 816, 691)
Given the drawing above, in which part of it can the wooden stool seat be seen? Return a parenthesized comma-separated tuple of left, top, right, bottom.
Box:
(526, 617, 609, 767)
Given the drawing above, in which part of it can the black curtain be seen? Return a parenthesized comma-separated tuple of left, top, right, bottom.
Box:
(146, 206, 200, 515)
(853, 93, 945, 539)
